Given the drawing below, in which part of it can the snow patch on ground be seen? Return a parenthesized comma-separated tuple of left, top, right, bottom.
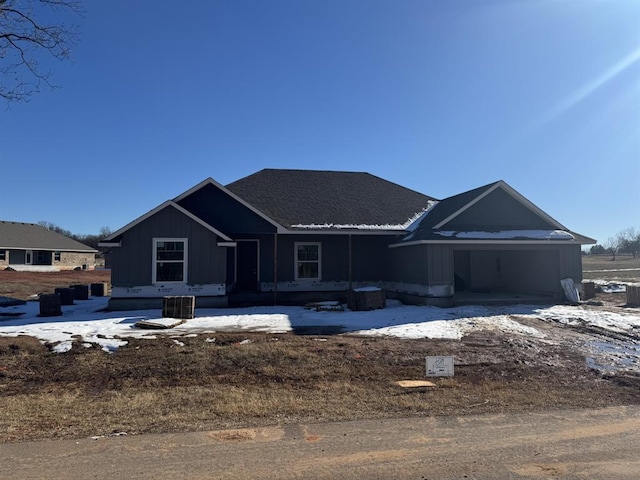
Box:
(0, 296, 638, 360)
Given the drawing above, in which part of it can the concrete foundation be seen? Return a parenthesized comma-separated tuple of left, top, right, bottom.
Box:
(107, 296, 228, 311)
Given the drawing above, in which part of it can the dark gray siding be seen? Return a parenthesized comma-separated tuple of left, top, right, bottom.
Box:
(390, 243, 583, 297)
(427, 244, 453, 284)
(267, 234, 393, 284)
(177, 183, 277, 235)
(558, 245, 583, 281)
(272, 235, 349, 282)
(389, 244, 428, 284)
(112, 206, 226, 287)
(446, 188, 556, 231)
(352, 235, 394, 281)
(450, 244, 579, 295)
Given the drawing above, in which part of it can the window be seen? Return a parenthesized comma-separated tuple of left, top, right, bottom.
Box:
(153, 239, 187, 283)
(0, 250, 5, 261)
(35, 251, 46, 264)
(295, 242, 321, 280)
(54, 251, 61, 261)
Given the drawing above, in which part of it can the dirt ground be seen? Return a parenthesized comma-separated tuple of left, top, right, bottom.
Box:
(0, 269, 111, 300)
(1, 267, 639, 444)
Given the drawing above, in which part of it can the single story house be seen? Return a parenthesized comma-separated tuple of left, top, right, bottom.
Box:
(0, 221, 97, 271)
(100, 169, 595, 310)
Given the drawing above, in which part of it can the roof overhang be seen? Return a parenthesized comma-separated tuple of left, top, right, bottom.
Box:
(281, 228, 407, 236)
(0, 246, 97, 253)
(390, 239, 594, 248)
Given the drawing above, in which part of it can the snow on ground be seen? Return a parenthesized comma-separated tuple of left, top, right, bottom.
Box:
(531, 305, 640, 334)
(1, 296, 639, 356)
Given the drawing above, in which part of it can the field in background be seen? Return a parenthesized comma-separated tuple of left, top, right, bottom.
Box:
(0, 270, 111, 300)
(582, 255, 640, 283)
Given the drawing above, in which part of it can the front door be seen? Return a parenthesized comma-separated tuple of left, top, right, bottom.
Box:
(25, 250, 32, 265)
(235, 240, 259, 292)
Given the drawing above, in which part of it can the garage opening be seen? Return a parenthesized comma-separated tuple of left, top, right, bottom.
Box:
(453, 249, 560, 304)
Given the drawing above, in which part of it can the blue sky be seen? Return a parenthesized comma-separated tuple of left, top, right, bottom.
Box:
(1, 0, 638, 244)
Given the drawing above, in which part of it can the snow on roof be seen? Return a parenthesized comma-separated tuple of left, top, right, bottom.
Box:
(405, 200, 439, 232)
(434, 230, 575, 240)
(291, 201, 440, 231)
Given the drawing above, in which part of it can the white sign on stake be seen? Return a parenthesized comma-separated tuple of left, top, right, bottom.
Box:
(426, 356, 454, 377)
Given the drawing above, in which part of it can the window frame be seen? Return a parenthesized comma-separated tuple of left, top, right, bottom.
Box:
(0, 250, 5, 261)
(294, 242, 321, 281)
(54, 251, 61, 262)
(152, 238, 188, 284)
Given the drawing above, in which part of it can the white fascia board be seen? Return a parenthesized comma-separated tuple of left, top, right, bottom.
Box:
(433, 181, 566, 230)
(102, 200, 233, 243)
(389, 238, 588, 248)
(281, 229, 405, 236)
(217, 241, 237, 247)
(172, 177, 287, 233)
(98, 242, 122, 248)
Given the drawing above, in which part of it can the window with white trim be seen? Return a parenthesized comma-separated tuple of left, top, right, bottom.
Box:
(0, 250, 5, 261)
(295, 242, 321, 280)
(54, 251, 61, 261)
(153, 239, 187, 283)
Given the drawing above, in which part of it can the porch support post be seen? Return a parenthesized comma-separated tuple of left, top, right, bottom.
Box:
(348, 234, 353, 290)
(273, 233, 278, 305)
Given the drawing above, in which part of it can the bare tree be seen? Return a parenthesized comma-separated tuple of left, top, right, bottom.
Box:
(604, 236, 619, 261)
(617, 227, 640, 258)
(0, 0, 81, 103)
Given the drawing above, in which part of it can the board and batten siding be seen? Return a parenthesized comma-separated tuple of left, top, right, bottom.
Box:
(176, 183, 277, 235)
(558, 245, 583, 283)
(426, 244, 453, 285)
(388, 243, 428, 284)
(271, 234, 391, 284)
(446, 188, 556, 231)
(111, 205, 226, 288)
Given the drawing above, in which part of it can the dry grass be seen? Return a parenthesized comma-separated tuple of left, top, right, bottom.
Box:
(583, 255, 640, 282)
(2, 332, 639, 443)
(2, 268, 640, 443)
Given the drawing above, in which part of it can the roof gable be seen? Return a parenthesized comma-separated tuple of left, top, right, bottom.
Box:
(434, 181, 565, 230)
(175, 178, 282, 235)
(174, 177, 284, 233)
(396, 181, 595, 245)
(0, 221, 96, 252)
(101, 201, 233, 243)
(226, 169, 436, 230)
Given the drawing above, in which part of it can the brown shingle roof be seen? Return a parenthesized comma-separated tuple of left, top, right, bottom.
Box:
(0, 221, 96, 252)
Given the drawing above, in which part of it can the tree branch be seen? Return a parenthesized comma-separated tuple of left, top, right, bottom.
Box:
(0, 0, 81, 102)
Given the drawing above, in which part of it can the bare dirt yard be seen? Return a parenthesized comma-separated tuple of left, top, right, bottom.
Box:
(1, 266, 639, 444)
(0, 269, 111, 301)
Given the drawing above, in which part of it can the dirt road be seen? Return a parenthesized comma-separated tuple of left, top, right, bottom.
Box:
(2, 406, 639, 479)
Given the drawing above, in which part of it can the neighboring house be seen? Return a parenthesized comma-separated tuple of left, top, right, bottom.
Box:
(0, 221, 97, 271)
(100, 169, 595, 310)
